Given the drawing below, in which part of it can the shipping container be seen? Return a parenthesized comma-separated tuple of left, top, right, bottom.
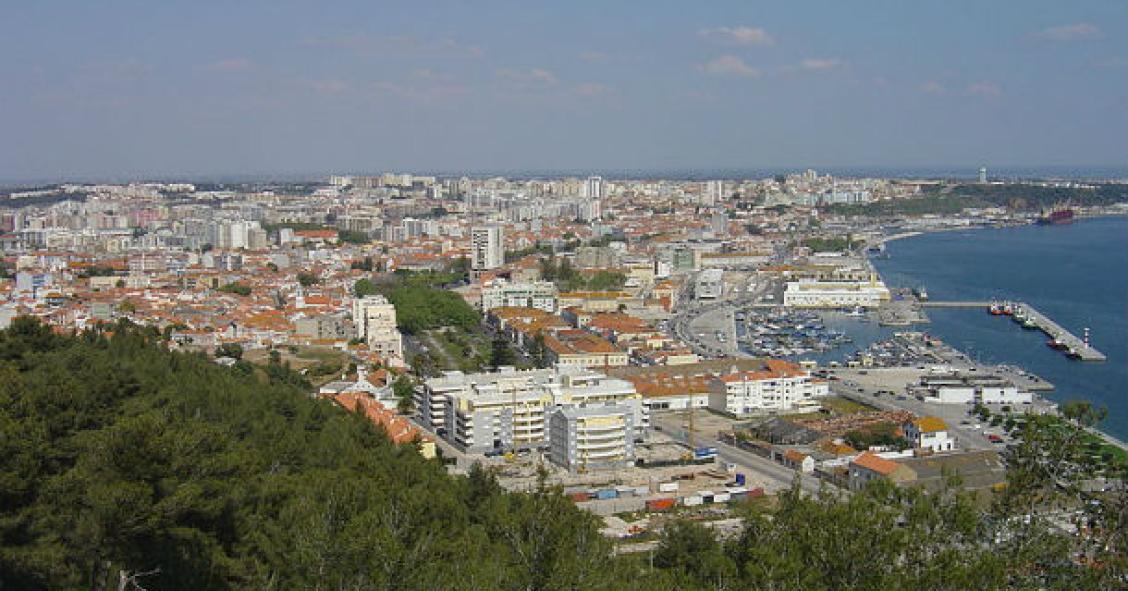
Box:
(699, 490, 716, 503)
(748, 487, 765, 498)
(596, 489, 618, 500)
(658, 482, 679, 493)
(682, 495, 704, 507)
(713, 492, 732, 503)
(569, 491, 592, 502)
(615, 486, 636, 497)
(646, 497, 676, 512)
(634, 485, 650, 496)
(735, 473, 746, 486)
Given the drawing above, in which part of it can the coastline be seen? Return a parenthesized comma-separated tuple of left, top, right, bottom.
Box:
(866, 215, 1128, 451)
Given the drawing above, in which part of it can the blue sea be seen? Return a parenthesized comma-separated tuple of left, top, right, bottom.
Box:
(871, 217, 1128, 440)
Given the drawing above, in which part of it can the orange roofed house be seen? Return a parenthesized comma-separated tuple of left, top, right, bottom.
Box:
(327, 392, 436, 459)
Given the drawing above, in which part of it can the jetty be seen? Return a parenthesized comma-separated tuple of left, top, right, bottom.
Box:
(921, 301, 1107, 362)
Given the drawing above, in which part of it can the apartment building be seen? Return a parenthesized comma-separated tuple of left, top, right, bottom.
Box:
(418, 366, 645, 454)
(548, 405, 636, 472)
(470, 225, 504, 272)
(351, 295, 403, 360)
(708, 360, 829, 416)
(480, 279, 558, 313)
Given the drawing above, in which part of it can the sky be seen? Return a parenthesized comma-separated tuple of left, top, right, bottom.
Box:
(1, 1, 1126, 181)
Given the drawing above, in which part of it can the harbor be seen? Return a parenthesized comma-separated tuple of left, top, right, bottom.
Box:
(920, 300, 1107, 362)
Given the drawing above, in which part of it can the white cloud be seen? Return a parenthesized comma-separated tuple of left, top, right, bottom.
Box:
(920, 80, 946, 95)
(574, 82, 611, 97)
(698, 55, 761, 78)
(966, 81, 1002, 98)
(800, 58, 844, 71)
(497, 68, 560, 88)
(304, 34, 484, 58)
(699, 26, 774, 46)
(1034, 23, 1102, 41)
(205, 57, 255, 73)
(301, 78, 351, 95)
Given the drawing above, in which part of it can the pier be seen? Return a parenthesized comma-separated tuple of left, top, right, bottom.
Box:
(922, 301, 1107, 362)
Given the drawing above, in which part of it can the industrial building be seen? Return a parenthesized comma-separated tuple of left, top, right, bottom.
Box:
(782, 277, 891, 308)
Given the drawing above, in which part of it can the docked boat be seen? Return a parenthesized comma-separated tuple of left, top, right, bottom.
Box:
(1036, 203, 1075, 225)
(988, 302, 1003, 315)
(1046, 338, 1069, 350)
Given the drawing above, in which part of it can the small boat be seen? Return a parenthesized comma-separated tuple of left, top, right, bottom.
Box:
(1002, 302, 1014, 316)
(1021, 318, 1037, 330)
(1047, 338, 1069, 350)
(988, 302, 1003, 315)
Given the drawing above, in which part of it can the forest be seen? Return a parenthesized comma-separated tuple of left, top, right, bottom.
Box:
(0, 317, 1124, 590)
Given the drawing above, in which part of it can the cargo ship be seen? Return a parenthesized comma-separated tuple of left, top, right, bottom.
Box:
(1036, 203, 1074, 225)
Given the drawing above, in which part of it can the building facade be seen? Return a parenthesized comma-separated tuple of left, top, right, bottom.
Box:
(548, 405, 636, 472)
(782, 277, 891, 308)
(708, 360, 829, 416)
(470, 225, 504, 271)
(418, 366, 646, 454)
(480, 279, 558, 313)
(351, 295, 403, 360)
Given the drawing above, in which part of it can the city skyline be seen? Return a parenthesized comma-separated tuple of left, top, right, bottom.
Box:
(2, 1, 1126, 180)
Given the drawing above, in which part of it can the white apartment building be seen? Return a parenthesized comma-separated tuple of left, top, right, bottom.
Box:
(418, 366, 646, 454)
(470, 225, 504, 271)
(583, 176, 604, 200)
(708, 360, 830, 416)
(480, 279, 558, 313)
(782, 277, 891, 308)
(548, 405, 636, 472)
(351, 295, 403, 361)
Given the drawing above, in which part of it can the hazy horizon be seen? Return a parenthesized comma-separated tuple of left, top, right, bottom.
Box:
(3, 1, 1126, 180)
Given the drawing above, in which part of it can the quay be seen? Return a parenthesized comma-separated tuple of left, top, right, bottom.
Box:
(921, 301, 1107, 362)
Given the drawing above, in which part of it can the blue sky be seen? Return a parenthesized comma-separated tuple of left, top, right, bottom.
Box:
(1, 1, 1125, 180)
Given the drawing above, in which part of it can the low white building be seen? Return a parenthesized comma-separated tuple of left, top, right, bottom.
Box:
(783, 277, 891, 308)
(936, 386, 976, 404)
(980, 386, 1033, 405)
(480, 279, 558, 313)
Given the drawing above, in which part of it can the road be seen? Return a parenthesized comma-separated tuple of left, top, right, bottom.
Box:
(668, 271, 778, 358)
(651, 413, 831, 497)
